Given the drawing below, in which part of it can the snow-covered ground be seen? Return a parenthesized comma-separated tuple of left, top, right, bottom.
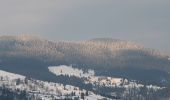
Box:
(0, 70, 25, 80)
(49, 65, 95, 77)
(0, 66, 165, 100)
(48, 65, 164, 90)
(48, 65, 126, 86)
(86, 94, 107, 100)
(0, 69, 110, 100)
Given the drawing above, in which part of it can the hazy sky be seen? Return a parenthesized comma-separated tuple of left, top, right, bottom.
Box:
(0, 0, 170, 52)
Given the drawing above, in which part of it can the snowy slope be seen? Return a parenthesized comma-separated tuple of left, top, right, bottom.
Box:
(48, 65, 164, 90)
(0, 69, 111, 100)
(0, 70, 25, 80)
(48, 65, 124, 86)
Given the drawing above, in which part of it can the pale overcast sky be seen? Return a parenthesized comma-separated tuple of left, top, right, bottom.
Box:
(0, 0, 170, 52)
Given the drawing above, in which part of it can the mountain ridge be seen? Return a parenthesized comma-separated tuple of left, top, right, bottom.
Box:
(0, 35, 170, 86)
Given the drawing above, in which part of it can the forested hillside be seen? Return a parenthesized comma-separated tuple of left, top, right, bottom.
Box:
(0, 34, 170, 86)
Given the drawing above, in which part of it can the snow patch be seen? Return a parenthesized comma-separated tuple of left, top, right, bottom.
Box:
(48, 65, 95, 78)
(0, 70, 25, 80)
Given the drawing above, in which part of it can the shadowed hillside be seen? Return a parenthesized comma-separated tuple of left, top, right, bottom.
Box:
(0, 35, 170, 86)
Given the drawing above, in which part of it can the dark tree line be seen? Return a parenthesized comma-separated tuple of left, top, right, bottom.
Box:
(0, 87, 28, 100)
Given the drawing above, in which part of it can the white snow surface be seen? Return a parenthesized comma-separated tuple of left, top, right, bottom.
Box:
(48, 65, 124, 86)
(0, 70, 25, 80)
(48, 65, 95, 77)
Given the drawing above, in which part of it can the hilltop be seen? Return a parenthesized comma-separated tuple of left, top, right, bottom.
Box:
(0, 35, 170, 86)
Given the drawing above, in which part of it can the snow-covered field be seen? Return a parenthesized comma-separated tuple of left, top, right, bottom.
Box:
(48, 65, 125, 86)
(49, 65, 95, 77)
